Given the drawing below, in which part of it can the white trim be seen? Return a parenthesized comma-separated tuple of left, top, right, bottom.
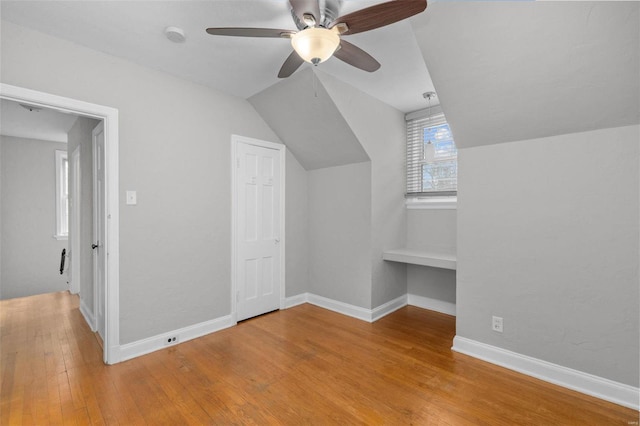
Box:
(406, 197, 457, 210)
(284, 293, 308, 309)
(80, 297, 96, 332)
(408, 294, 456, 316)
(297, 293, 408, 323)
(53, 234, 69, 241)
(452, 336, 640, 410)
(69, 146, 81, 295)
(230, 135, 286, 322)
(119, 315, 235, 362)
(1, 83, 120, 365)
(371, 295, 408, 322)
(307, 294, 372, 322)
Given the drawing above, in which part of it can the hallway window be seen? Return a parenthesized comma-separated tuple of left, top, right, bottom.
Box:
(55, 149, 68, 239)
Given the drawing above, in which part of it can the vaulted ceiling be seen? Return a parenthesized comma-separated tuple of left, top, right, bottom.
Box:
(411, 1, 639, 149)
(0, 0, 435, 113)
(2, 1, 638, 152)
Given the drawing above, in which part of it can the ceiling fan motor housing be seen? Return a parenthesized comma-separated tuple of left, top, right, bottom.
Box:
(291, 0, 342, 29)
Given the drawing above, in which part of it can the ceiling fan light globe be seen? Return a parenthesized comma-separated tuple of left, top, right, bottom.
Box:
(291, 28, 340, 64)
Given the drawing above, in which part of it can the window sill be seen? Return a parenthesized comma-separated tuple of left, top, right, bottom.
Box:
(406, 196, 457, 210)
(53, 234, 68, 241)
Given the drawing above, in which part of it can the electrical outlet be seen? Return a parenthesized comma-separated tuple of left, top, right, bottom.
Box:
(492, 316, 503, 333)
(164, 335, 179, 346)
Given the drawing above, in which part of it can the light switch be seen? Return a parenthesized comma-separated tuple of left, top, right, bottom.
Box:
(126, 190, 137, 205)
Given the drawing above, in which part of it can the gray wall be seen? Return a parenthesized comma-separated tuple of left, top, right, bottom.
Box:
(457, 125, 639, 387)
(317, 71, 407, 308)
(254, 70, 408, 310)
(406, 209, 456, 303)
(1, 21, 281, 344)
(308, 162, 372, 308)
(285, 150, 308, 297)
(67, 117, 100, 316)
(0, 135, 68, 299)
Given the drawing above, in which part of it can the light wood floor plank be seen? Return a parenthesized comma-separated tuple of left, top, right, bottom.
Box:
(1, 291, 637, 425)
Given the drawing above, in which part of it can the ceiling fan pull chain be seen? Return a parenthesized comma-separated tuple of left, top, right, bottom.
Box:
(313, 69, 318, 98)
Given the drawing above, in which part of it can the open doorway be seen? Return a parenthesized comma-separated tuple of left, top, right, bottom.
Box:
(0, 99, 75, 299)
(0, 83, 120, 364)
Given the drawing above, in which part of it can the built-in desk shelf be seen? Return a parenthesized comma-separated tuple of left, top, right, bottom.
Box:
(382, 249, 457, 270)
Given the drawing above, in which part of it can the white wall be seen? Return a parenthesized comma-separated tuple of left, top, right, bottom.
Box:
(308, 162, 372, 308)
(0, 135, 68, 299)
(317, 71, 408, 308)
(406, 209, 456, 304)
(1, 21, 281, 343)
(285, 150, 308, 297)
(457, 125, 639, 387)
(67, 117, 100, 317)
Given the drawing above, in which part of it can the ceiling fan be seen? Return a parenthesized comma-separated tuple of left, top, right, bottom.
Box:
(206, 0, 427, 78)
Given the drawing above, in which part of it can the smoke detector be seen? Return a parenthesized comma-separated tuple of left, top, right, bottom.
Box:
(165, 26, 186, 43)
(19, 103, 42, 112)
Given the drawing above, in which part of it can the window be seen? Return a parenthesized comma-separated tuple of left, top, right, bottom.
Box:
(406, 107, 458, 201)
(55, 149, 69, 239)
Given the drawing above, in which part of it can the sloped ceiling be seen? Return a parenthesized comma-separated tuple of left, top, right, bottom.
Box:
(0, 0, 433, 113)
(411, 2, 640, 149)
(249, 68, 369, 170)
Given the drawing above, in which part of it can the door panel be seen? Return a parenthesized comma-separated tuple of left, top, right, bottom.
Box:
(235, 141, 281, 321)
(92, 122, 106, 340)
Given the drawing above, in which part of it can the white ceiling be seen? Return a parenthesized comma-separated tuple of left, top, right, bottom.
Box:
(0, 0, 436, 113)
(0, 99, 78, 143)
(2, 1, 637, 151)
(412, 1, 640, 148)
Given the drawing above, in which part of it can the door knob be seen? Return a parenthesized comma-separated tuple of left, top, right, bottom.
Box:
(92, 243, 99, 250)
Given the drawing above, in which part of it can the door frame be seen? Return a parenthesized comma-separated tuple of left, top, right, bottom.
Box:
(230, 134, 286, 323)
(70, 145, 81, 295)
(0, 83, 120, 364)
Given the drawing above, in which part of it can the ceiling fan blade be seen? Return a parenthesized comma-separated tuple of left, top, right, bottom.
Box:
(206, 28, 294, 38)
(333, 40, 381, 72)
(289, 0, 321, 27)
(278, 51, 305, 78)
(330, 0, 427, 36)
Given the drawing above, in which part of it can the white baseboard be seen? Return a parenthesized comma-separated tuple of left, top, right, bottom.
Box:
(452, 336, 640, 410)
(119, 315, 235, 362)
(408, 294, 456, 316)
(371, 295, 408, 322)
(79, 297, 96, 331)
(307, 293, 372, 322)
(285, 293, 407, 323)
(283, 293, 307, 309)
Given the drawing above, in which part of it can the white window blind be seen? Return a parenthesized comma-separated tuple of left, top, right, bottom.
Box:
(406, 108, 458, 197)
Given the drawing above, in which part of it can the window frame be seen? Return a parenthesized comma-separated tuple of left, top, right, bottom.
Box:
(54, 149, 69, 240)
(405, 106, 458, 209)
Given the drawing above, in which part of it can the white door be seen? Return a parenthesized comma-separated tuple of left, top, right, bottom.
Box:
(92, 122, 107, 340)
(234, 139, 283, 321)
(69, 146, 81, 295)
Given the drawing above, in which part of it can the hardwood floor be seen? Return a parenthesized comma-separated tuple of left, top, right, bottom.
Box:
(1, 292, 637, 425)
